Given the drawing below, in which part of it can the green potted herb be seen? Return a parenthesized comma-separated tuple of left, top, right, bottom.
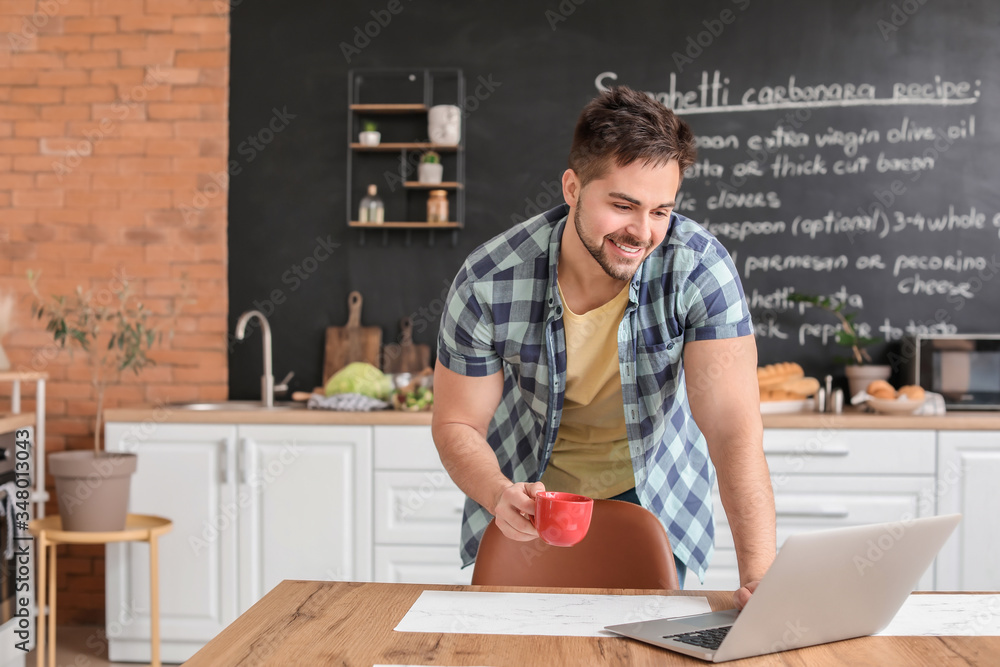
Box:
(29, 271, 170, 531)
(788, 293, 890, 397)
(359, 120, 380, 146)
(418, 150, 443, 184)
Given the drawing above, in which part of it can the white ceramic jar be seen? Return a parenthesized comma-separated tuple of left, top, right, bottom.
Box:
(428, 104, 460, 145)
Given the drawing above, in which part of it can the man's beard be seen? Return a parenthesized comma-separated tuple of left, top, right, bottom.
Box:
(573, 198, 650, 282)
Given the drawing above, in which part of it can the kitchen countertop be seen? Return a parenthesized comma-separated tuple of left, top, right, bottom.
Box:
(105, 405, 434, 426)
(761, 409, 1000, 430)
(0, 413, 36, 433)
(104, 405, 1000, 430)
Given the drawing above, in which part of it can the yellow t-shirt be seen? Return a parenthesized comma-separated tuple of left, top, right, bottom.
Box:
(540, 281, 635, 499)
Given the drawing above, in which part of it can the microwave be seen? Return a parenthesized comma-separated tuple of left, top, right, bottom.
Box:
(912, 334, 1000, 410)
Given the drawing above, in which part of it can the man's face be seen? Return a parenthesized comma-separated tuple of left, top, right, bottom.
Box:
(570, 159, 681, 281)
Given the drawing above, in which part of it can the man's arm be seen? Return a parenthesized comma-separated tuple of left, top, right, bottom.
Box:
(684, 335, 776, 609)
(431, 364, 543, 541)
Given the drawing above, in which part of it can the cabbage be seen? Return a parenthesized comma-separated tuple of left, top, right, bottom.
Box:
(324, 362, 392, 400)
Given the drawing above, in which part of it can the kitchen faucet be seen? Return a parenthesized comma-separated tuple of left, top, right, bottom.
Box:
(234, 310, 293, 407)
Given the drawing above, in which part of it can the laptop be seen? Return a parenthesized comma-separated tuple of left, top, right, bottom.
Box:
(605, 514, 960, 662)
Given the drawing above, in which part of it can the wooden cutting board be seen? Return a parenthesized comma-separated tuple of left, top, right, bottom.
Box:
(382, 316, 431, 374)
(323, 291, 382, 383)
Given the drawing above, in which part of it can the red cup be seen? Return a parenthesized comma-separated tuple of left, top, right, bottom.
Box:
(533, 491, 594, 547)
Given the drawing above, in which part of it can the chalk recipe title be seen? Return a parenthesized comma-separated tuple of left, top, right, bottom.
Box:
(595, 70, 981, 115)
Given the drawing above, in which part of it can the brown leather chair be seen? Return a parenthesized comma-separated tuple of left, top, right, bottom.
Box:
(471, 499, 680, 589)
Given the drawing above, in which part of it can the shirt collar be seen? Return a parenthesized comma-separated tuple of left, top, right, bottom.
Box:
(545, 206, 568, 322)
(545, 204, 646, 318)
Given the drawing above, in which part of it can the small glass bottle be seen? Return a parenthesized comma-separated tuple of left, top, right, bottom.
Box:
(359, 184, 384, 224)
(427, 189, 448, 223)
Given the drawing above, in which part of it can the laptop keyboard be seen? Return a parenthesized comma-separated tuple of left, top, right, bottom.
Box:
(665, 625, 732, 651)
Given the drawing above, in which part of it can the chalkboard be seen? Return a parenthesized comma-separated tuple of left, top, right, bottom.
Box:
(228, 0, 1000, 399)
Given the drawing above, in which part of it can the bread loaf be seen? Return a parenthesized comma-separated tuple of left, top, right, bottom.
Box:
(866, 380, 896, 399)
(760, 389, 801, 402)
(897, 385, 926, 401)
(778, 376, 820, 397)
(757, 362, 804, 389)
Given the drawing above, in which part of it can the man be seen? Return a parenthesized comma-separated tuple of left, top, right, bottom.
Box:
(432, 86, 775, 608)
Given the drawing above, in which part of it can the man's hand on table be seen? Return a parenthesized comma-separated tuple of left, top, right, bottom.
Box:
(734, 580, 760, 610)
(491, 481, 546, 541)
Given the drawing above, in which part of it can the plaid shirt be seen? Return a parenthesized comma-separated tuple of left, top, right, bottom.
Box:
(437, 204, 753, 582)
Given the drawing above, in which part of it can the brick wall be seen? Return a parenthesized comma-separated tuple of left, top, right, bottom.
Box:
(0, 0, 230, 624)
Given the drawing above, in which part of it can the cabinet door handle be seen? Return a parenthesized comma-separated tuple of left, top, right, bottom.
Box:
(238, 437, 246, 485)
(239, 437, 252, 485)
(221, 437, 234, 485)
(766, 447, 850, 457)
(776, 508, 850, 519)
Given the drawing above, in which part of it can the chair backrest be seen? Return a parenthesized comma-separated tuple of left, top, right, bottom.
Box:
(471, 499, 679, 589)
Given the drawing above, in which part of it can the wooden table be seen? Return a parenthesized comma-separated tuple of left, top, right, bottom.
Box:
(29, 514, 172, 667)
(185, 581, 1000, 665)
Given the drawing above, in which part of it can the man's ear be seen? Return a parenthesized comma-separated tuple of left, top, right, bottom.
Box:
(562, 169, 581, 206)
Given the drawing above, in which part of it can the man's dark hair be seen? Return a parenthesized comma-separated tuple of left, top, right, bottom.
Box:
(568, 86, 697, 186)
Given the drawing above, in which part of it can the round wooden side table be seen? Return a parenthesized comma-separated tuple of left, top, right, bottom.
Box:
(28, 514, 173, 667)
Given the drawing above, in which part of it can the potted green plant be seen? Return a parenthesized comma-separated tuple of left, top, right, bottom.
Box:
(418, 150, 443, 184)
(359, 120, 380, 146)
(788, 293, 890, 397)
(29, 271, 169, 531)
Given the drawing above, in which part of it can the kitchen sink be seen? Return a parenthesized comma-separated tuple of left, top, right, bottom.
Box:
(166, 400, 305, 411)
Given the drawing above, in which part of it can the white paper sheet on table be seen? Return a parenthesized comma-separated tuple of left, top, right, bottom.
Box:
(393, 591, 712, 637)
(877, 594, 1000, 636)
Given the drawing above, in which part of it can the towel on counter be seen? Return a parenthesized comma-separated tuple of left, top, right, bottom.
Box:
(306, 392, 389, 411)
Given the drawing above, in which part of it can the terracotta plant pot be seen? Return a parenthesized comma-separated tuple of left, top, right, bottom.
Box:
(48, 451, 137, 531)
(844, 364, 892, 399)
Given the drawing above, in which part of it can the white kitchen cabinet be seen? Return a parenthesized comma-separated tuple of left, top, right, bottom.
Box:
(103, 416, 993, 660)
(936, 431, 1000, 590)
(692, 476, 938, 592)
(374, 546, 473, 585)
(236, 425, 372, 610)
(372, 426, 470, 584)
(374, 470, 466, 545)
(105, 422, 371, 663)
(105, 423, 237, 663)
(688, 430, 938, 593)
